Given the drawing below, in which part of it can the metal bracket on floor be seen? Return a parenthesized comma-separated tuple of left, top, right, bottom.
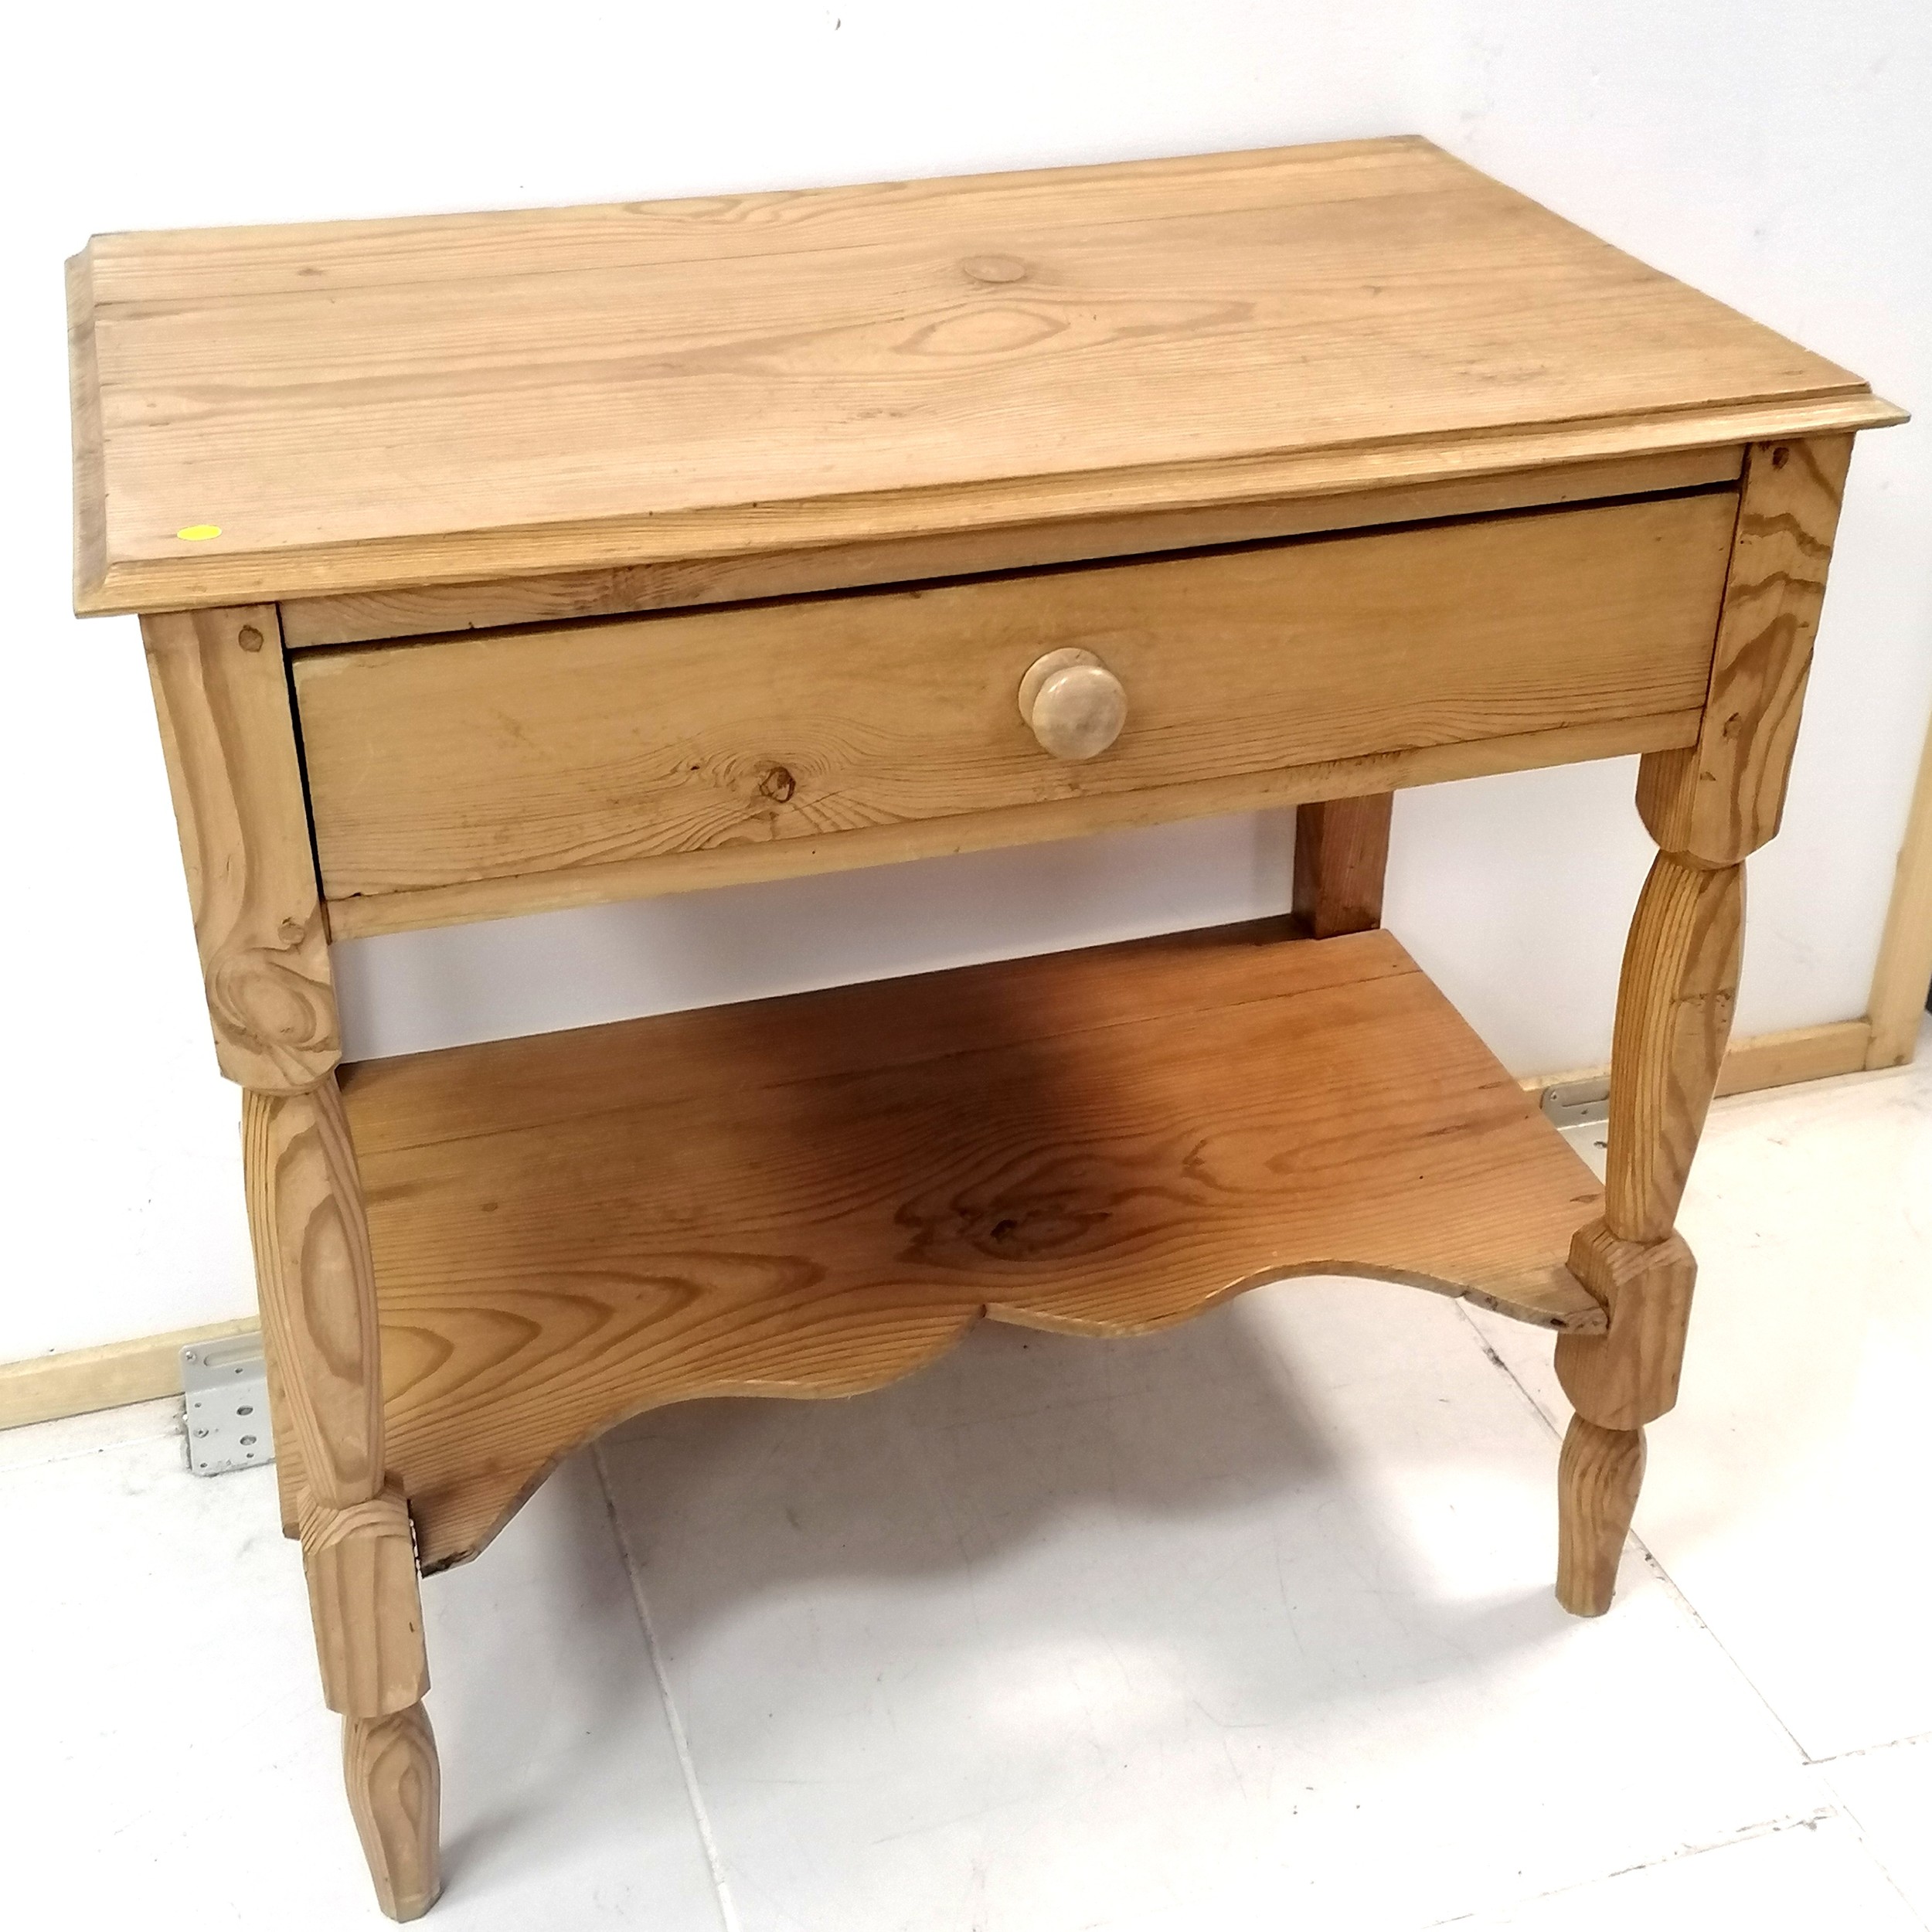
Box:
(1540, 1075, 1611, 1131)
(181, 1332, 274, 1477)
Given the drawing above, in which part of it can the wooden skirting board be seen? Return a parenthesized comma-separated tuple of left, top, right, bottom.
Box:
(1521, 1015, 1877, 1107)
(1866, 702, 1932, 1070)
(0, 1012, 1896, 1437)
(0, 1317, 258, 1432)
(1725, 1019, 1879, 1094)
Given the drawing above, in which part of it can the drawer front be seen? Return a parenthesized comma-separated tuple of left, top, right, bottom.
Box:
(295, 492, 1735, 917)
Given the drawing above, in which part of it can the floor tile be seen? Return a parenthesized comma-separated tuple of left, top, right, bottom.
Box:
(603, 1282, 1820, 1932)
(423, 1456, 724, 1928)
(0, 1438, 719, 1928)
(0, 1392, 182, 1473)
(1823, 1736, 1932, 1925)
(1447, 1813, 1922, 1930)
(1468, 1042, 1932, 1762)
(11, 1032, 1926, 1928)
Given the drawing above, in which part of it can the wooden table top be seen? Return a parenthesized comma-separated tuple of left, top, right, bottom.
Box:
(68, 134, 1900, 616)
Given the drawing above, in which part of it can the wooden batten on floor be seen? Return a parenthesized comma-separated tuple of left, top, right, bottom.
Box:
(1866, 702, 1932, 1070)
(0, 1318, 257, 1430)
(1718, 1019, 1879, 1095)
(1519, 1016, 1876, 1107)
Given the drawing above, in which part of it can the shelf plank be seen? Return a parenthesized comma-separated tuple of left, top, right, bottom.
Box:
(335, 923, 1604, 1570)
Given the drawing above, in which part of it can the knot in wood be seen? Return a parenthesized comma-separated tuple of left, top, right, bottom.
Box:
(964, 1196, 1104, 1259)
(757, 763, 797, 804)
(211, 947, 338, 1070)
(237, 623, 266, 651)
(961, 253, 1029, 286)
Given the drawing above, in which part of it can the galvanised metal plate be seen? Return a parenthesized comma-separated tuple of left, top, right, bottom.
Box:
(181, 1333, 274, 1477)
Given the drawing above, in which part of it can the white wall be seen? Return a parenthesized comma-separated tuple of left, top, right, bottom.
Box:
(5, 2, 1927, 1361)
(1413, 1, 1932, 1049)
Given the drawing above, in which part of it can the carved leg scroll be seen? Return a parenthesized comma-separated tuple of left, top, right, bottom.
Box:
(144, 605, 440, 1917)
(1554, 434, 1851, 1616)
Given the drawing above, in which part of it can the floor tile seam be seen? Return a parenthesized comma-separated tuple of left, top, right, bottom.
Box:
(1808, 1729, 1932, 1767)
(0, 1422, 187, 1478)
(1815, 1770, 1932, 1932)
(1416, 1805, 1858, 1930)
(1448, 1299, 1820, 1767)
(590, 1442, 741, 1932)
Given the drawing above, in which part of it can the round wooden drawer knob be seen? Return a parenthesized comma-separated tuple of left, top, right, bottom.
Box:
(1019, 648, 1128, 760)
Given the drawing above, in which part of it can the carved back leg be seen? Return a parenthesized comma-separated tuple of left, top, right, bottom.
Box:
(1294, 793, 1394, 937)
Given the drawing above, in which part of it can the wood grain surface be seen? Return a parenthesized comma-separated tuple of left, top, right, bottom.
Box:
(299, 1483, 430, 1719)
(277, 447, 1743, 648)
(70, 138, 1900, 614)
(1556, 1220, 1698, 1431)
(1602, 855, 1745, 1245)
(296, 492, 1734, 913)
(344, 1706, 441, 1921)
(1637, 435, 1855, 864)
(321, 711, 1702, 940)
(66, 253, 106, 620)
(1556, 1416, 1645, 1617)
(333, 923, 1606, 1570)
(1294, 794, 1395, 937)
(244, 1081, 383, 1509)
(141, 606, 338, 1090)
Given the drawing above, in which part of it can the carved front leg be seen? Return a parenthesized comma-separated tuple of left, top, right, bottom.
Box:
(1554, 858, 1740, 1613)
(144, 605, 440, 1917)
(1553, 434, 1852, 1615)
(248, 1083, 439, 1917)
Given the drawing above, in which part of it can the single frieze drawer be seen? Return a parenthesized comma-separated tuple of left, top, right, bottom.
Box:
(293, 488, 1737, 917)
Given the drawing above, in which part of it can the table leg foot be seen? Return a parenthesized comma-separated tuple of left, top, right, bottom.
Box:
(1556, 1415, 1645, 1617)
(345, 1703, 443, 1920)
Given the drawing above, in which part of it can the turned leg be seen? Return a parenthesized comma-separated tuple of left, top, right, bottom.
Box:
(347, 1707, 444, 1921)
(1554, 434, 1853, 1615)
(1556, 1417, 1646, 1615)
(249, 1082, 440, 1917)
(144, 604, 444, 1915)
(1554, 853, 1740, 1614)
(1294, 793, 1393, 937)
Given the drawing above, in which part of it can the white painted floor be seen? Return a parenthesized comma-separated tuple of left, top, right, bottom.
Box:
(5, 1021, 1929, 1930)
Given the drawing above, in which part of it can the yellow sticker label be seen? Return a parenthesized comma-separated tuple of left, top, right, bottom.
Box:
(175, 523, 222, 541)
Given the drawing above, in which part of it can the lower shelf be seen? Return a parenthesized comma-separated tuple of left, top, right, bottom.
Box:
(328, 920, 1604, 1570)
